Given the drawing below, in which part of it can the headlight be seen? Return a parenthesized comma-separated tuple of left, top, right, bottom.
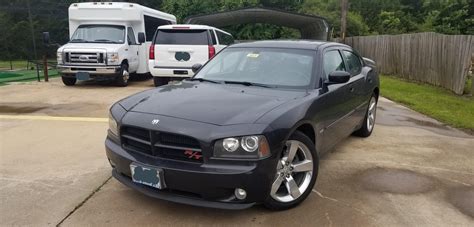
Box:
(214, 135, 270, 159)
(57, 52, 63, 64)
(108, 112, 118, 136)
(107, 52, 119, 65)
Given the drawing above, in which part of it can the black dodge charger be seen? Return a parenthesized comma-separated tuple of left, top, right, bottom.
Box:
(106, 40, 379, 210)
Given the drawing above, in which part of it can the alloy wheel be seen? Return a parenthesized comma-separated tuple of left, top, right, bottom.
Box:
(367, 97, 377, 132)
(270, 140, 313, 203)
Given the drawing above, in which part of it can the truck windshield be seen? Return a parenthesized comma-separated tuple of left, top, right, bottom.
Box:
(70, 25, 125, 44)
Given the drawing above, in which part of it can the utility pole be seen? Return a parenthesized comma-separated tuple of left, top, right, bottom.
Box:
(340, 0, 348, 43)
(26, 0, 40, 81)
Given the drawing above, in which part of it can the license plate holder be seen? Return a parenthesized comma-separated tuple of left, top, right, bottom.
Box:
(76, 72, 90, 81)
(130, 164, 165, 189)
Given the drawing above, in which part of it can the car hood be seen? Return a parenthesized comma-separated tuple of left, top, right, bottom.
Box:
(120, 81, 308, 126)
(58, 43, 123, 53)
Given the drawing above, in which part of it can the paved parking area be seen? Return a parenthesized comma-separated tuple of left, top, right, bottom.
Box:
(1, 78, 473, 226)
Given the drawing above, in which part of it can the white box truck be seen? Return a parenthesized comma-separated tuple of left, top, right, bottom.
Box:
(56, 2, 176, 86)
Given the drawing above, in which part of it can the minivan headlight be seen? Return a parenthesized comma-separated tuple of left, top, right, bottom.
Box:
(107, 52, 119, 65)
(108, 112, 118, 136)
(214, 135, 270, 159)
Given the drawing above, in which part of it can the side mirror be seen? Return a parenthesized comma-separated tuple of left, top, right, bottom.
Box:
(327, 71, 350, 84)
(191, 63, 202, 73)
(138, 32, 145, 44)
(42, 32, 50, 45)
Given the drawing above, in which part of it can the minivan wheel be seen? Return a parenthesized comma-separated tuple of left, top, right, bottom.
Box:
(264, 131, 319, 210)
(153, 77, 170, 87)
(353, 94, 378, 137)
(61, 76, 76, 86)
(115, 63, 129, 87)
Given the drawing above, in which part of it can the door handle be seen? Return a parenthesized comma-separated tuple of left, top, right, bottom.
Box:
(349, 87, 355, 93)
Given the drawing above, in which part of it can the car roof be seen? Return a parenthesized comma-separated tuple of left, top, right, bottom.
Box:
(230, 40, 350, 50)
(157, 24, 232, 36)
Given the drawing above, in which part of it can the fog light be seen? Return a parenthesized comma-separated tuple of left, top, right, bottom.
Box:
(234, 188, 247, 200)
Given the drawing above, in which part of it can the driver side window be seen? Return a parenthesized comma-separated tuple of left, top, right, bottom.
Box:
(323, 50, 346, 79)
(127, 27, 137, 45)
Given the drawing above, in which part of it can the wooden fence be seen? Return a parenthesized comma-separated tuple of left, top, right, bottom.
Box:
(345, 32, 474, 94)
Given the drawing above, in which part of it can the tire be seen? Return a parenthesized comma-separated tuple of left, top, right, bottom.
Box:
(353, 94, 378, 137)
(264, 131, 319, 210)
(115, 63, 129, 87)
(61, 76, 76, 86)
(153, 77, 170, 87)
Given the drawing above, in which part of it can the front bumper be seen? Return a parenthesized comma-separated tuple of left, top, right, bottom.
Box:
(106, 138, 278, 209)
(58, 64, 120, 75)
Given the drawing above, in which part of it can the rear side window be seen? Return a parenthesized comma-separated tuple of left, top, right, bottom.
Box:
(323, 50, 346, 78)
(216, 31, 234, 45)
(342, 51, 362, 76)
(155, 29, 209, 45)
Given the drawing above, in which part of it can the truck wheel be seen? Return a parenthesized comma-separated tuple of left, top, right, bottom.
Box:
(115, 63, 129, 87)
(153, 77, 170, 87)
(62, 76, 76, 86)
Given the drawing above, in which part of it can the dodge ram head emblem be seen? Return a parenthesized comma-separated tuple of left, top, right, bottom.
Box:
(151, 119, 160, 125)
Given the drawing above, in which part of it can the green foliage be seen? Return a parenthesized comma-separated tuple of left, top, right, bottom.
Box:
(0, 0, 472, 61)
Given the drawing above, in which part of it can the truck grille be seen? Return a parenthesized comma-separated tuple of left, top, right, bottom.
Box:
(64, 52, 105, 65)
(121, 126, 203, 163)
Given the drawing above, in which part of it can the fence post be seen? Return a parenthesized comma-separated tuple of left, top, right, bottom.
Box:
(43, 55, 48, 82)
(470, 53, 473, 96)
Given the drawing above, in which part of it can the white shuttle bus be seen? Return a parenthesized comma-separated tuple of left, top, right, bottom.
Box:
(57, 2, 176, 86)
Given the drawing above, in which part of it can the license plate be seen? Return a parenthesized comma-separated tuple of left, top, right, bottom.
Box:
(76, 72, 90, 81)
(130, 164, 165, 189)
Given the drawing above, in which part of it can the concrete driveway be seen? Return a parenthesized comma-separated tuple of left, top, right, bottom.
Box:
(0, 79, 473, 226)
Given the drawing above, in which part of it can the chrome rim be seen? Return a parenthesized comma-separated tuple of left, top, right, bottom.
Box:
(270, 140, 313, 203)
(122, 69, 129, 82)
(367, 97, 377, 132)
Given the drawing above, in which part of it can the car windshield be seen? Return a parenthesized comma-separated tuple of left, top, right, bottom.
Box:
(194, 47, 314, 88)
(70, 25, 125, 44)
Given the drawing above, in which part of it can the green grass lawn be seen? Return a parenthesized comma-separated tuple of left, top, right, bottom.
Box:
(380, 75, 474, 131)
(0, 60, 32, 70)
(0, 69, 59, 86)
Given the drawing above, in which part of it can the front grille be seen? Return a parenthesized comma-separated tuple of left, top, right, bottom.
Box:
(121, 126, 203, 163)
(64, 52, 105, 65)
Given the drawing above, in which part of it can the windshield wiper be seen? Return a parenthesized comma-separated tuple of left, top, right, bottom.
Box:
(69, 39, 88, 43)
(187, 78, 221, 84)
(93, 39, 118, 43)
(223, 80, 276, 88)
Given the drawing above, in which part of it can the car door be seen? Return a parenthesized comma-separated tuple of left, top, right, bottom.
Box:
(318, 49, 356, 152)
(126, 27, 139, 72)
(341, 49, 367, 128)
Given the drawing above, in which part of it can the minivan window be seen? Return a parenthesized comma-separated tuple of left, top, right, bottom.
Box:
(323, 50, 346, 78)
(70, 25, 125, 44)
(155, 29, 209, 45)
(342, 51, 362, 76)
